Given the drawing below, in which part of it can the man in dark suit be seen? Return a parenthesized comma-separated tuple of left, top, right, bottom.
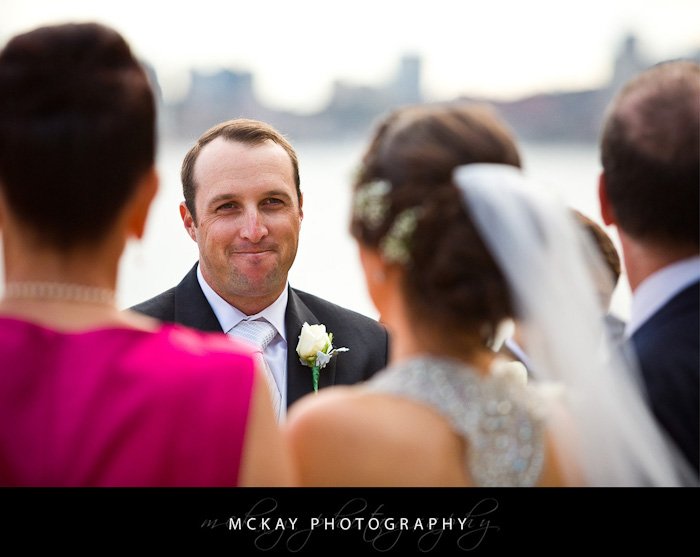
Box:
(132, 119, 388, 419)
(598, 60, 699, 476)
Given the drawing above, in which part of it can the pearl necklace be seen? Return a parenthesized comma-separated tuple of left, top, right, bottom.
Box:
(3, 282, 116, 306)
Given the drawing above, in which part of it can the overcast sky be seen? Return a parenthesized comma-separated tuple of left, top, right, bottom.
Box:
(3, 0, 699, 112)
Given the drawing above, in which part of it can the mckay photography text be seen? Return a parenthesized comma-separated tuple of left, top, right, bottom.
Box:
(200, 496, 501, 551)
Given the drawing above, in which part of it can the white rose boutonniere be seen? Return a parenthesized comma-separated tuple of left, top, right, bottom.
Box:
(296, 322, 349, 392)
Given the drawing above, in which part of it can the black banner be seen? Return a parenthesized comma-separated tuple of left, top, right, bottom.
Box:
(1, 487, 693, 553)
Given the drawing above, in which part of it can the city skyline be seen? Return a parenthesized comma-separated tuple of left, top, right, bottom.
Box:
(158, 33, 698, 144)
(3, 0, 700, 113)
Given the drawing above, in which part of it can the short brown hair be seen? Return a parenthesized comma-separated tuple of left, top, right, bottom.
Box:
(600, 60, 700, 248)
(181, 118, 300, 223)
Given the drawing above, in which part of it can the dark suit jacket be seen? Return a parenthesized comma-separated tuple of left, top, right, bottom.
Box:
(130, 263, 389, 407)
(632, 281, 699, 474)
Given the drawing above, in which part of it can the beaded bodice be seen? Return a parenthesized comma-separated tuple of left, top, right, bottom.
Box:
(365, 356, 546, 486)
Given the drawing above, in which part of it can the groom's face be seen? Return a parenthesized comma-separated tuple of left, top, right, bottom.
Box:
(181, 137, 303, 314)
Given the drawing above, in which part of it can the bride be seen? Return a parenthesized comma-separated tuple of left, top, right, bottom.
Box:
(284, 101, 693, 486)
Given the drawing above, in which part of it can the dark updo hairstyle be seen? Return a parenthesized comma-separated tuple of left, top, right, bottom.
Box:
(351, 101, 522, 349)
(0, 22, 156, 250)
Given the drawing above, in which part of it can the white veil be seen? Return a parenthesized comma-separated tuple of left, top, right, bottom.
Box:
(453, 163, 695, 487)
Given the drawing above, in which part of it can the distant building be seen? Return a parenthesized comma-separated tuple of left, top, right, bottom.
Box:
(166, 68, 272, 141)
(609, 34, 648, 93)
(390, 54, 422, 105)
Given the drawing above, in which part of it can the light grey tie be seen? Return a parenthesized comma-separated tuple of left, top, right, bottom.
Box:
(228, 319, 281, 421)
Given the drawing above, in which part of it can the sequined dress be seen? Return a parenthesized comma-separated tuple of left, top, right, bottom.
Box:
(365, 356, 546, 486)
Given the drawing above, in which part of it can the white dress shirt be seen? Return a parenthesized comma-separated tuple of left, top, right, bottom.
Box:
(197, 266, 290, 419)
(624, 256, 700, 339)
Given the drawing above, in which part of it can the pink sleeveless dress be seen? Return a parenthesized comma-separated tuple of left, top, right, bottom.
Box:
(0, 317, 255, 486)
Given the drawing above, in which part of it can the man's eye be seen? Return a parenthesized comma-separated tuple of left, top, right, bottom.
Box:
(263, 198, 284, 206)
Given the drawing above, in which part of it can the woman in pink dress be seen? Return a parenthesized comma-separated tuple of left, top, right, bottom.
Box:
(0, 22, 294, 487)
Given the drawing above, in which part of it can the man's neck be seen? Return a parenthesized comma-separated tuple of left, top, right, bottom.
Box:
(225, 295, 282, 317)
(620, 232, 699, 292)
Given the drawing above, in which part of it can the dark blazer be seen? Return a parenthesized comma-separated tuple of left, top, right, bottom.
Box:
(130, 263, 389, 407)
(632, 281, 699, 474)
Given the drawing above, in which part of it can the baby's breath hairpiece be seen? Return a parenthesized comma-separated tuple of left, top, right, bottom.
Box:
(380, 207, 422, 265)
(353, 178, 421, 265)
(353, 179, 391, 230)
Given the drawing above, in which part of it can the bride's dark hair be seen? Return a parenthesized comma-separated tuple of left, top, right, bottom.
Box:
(351, 101, 523, 345)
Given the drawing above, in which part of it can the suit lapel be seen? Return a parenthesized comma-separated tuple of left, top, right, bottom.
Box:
(170, 275, 338, 404)
(285, 287, 337, 405)
(174, 263, 224, 333)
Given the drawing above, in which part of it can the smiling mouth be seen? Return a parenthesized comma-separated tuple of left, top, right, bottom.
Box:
(233, 249, 274, 255)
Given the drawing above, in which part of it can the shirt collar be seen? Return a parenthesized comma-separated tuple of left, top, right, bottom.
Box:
(625, 255, 700, 338)
(197, 264, 289, 341)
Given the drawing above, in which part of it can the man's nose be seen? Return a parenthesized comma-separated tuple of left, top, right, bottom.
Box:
(239, 208, 267, 243)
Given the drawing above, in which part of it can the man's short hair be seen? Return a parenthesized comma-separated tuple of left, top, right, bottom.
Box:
(600, 60, 699, 248)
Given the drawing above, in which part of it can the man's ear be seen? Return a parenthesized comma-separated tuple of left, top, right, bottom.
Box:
(180, 201, 197, 242)
(598, 173, 616, 226)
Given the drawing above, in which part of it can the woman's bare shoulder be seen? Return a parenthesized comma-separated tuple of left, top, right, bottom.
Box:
(284, 386, 463, 486)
